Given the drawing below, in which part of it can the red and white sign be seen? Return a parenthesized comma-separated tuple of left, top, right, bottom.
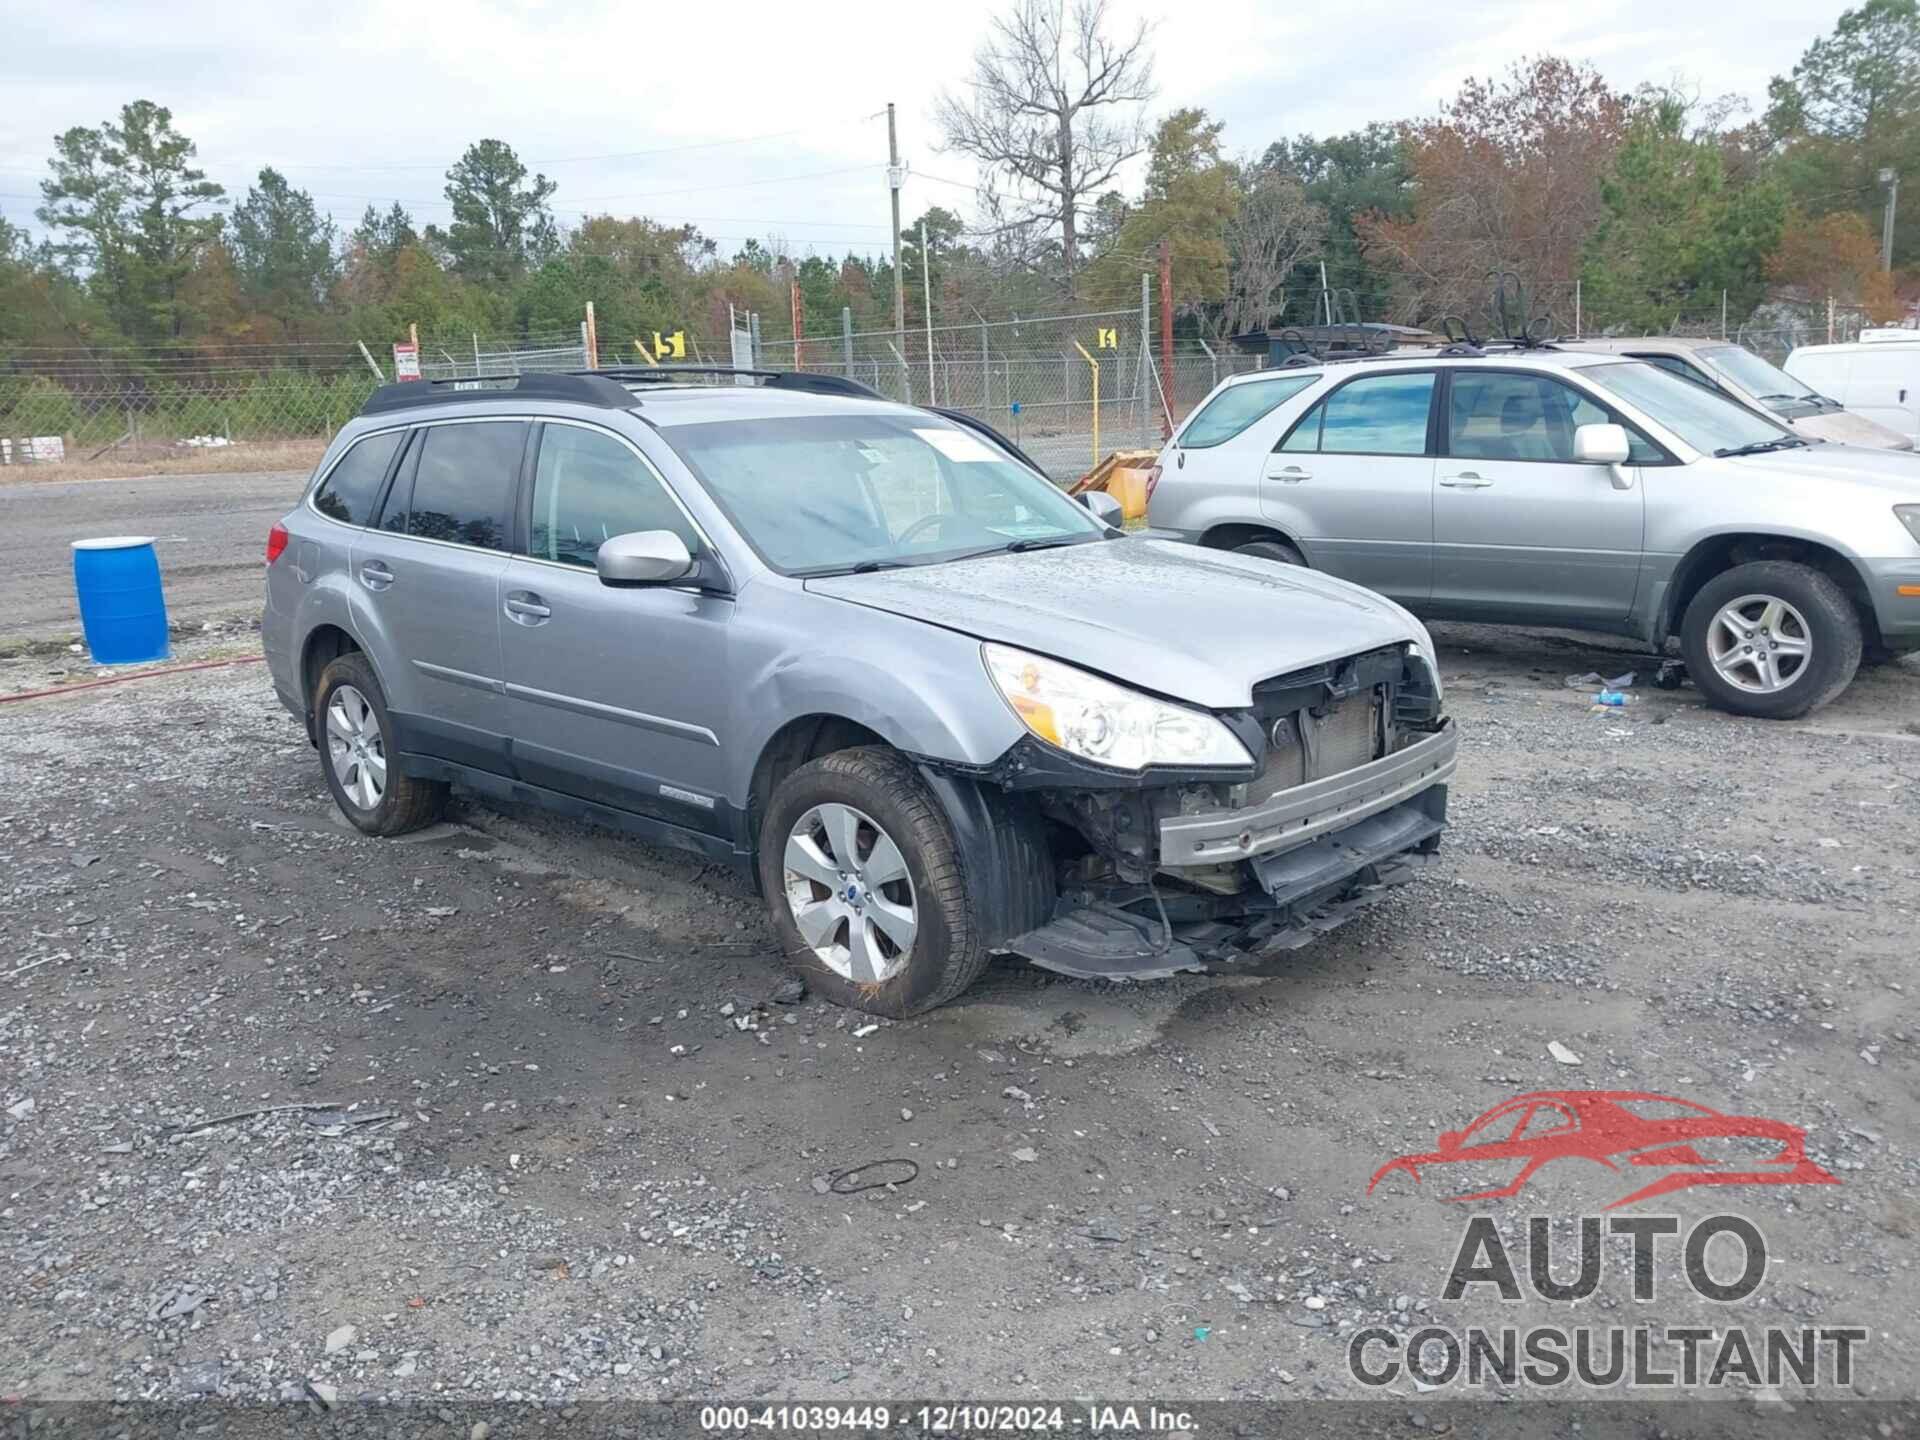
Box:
(392, 342, 421, 382)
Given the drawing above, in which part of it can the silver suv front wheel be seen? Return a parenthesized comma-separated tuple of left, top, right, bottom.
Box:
(1680, 561, 1862, 719)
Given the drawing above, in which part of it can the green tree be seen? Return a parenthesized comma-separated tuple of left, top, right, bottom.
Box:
(229, 168, 337, 315)
(1082, 109, 1236, 315)
(1580, 93, 1788, 331)
(34, 99, 225, 340)
(1260, 124, 1410, 320)
(432, 139, 558, 284)
(351, 203, 418, 263)
(1767, 0, 1920, 265)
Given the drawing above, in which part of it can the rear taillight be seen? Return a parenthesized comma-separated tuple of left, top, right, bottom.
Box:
(1145, 463, 1164, 504)
(266, 523, 289, 565)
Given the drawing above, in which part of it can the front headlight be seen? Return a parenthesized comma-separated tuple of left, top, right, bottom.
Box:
(1896, 505, 1920, 547)
(982, 643, 1253, 772)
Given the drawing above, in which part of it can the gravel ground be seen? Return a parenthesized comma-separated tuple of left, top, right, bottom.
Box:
(2, 616, 1917, 1418)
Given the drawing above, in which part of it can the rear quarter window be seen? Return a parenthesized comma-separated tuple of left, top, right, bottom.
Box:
(1178, 374, 1319, 448)
(311, 430, 404, 526)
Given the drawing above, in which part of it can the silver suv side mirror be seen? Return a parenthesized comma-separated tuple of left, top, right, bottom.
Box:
(1078, 491, 1125, 528)
(1573, 423, 1635, 491)
(596, 530, 694, 586)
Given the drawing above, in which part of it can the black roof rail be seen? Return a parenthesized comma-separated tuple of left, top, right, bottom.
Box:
(360, 371, 639, 415)
(584, 365, 884, 400)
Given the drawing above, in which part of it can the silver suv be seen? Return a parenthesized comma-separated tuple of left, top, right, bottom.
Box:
(1148, 347, 1920, 719)
(264, 369, 1456, 1015)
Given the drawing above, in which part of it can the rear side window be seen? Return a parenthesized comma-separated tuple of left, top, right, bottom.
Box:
(387, 421, 526, 552)
(1179, 375, 1319, 448)
(530, 424, 700, 567)
(311, 430, 403, 526)
(1280, 372, 1436, 456)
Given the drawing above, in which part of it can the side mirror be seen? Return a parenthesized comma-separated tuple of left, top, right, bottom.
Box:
(1573, 423, 1636, 491)
(1079, 491, 1125, 528)
(596, 530, 694, 586)
(1573, 423, 1631, 465)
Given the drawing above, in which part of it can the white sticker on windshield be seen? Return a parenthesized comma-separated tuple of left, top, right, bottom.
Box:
(914, 427, 1001, 463)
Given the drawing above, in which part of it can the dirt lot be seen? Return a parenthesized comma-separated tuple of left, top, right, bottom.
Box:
(3, 598, 1917, 1424)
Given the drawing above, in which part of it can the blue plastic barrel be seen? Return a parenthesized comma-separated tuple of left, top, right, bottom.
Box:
(72, 536, 171, 664)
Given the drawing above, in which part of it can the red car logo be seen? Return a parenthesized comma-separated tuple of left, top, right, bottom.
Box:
(1367, 1091, 1839, 1210)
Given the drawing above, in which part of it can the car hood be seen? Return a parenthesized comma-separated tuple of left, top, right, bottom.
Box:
(1730, 442, 1920, 495)
(1789, 410, 1915, 450)
(804, 538, 1421, 709)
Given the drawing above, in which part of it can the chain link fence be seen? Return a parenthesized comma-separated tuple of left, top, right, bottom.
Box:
(0, 291, 1884, 477)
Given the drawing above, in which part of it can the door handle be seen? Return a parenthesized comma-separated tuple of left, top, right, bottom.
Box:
(1266, 463, 1311, 483)
(358, 561, 394, 590)
(1438, 472, 1493, 489)
(504, 591, 551, 624)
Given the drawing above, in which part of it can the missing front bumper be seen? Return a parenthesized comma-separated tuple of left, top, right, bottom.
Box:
(1000, 788, 1447, 981)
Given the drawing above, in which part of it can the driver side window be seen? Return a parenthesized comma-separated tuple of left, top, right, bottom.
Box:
(529, 424, 700, 569)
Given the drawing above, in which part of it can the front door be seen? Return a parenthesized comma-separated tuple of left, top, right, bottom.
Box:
(1430, 370, 1648, 622)
(350, 419, 527, 772)
(1260, 369, 1436, 605)
(498, 420, 735, 838)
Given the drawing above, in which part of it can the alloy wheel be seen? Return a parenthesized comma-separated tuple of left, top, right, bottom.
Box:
(325, 684, 387, 809)
(1706, 594, 1812, 694)
(781, 803, 918, 984)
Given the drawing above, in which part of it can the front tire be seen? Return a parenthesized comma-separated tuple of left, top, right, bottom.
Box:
(314, 652, 448, 835)
(759, 748, 989, 1017)
(1679, 561, 1861, 719)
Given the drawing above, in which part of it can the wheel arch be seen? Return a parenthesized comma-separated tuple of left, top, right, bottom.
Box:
(1658, 533, 1881, 650)
(1198, 520, 1306, 556)
(299, 623, 364, 742)
(746, 713, 890, 855)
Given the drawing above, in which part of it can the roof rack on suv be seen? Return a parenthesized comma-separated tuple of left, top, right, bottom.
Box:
(587, 366, 884, 399)
(358, 365, 885, 417)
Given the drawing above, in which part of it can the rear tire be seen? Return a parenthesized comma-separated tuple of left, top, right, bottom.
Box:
(1236, 538, 1306, 567)
(314, 652, 448, 836)
(759, 747, 990, 1017)
(1679, 561, 1861, 719)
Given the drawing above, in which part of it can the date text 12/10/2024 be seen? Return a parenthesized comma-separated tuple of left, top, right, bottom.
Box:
(699, 1405, 1199, 1433)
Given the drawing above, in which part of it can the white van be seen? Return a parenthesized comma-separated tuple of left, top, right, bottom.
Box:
(1785, 333, 1920, 447)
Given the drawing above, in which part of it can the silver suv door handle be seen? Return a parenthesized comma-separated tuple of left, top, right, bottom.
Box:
(1266, 464, 1311, 483)
(1439, 472, 1493, 489)
(358, 561, 393, 590)
(504, 592, 551, 623)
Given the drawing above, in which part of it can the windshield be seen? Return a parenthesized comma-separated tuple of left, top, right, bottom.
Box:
(1697, 345, 1823, 405)
(1575, 361, 1798, 455)
(660, 413, 1108, 575)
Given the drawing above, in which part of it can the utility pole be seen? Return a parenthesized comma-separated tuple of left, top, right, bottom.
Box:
(1880, 167, 1900, 274)
(888, 103, 906, 357)
(1158, 238, 1174, 435)
(920, 218, 935, 404)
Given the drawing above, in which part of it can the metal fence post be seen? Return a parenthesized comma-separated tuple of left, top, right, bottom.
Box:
(842, 307, 853, 378)
(1197, 337, 1217, 391)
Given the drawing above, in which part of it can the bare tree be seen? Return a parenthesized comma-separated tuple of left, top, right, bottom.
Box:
(934, 0, 1155, 297)
(1221, 169, 1327, 337)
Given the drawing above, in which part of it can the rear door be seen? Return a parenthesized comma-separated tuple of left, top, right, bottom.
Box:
(1430, 370, 1649, 621)
(1260, 369, 1436, 604)
(498, 419, 735, 837)
(350, 418, 526, 772)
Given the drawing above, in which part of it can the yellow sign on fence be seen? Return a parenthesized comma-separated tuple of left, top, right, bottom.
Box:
(1095, 327, 1118, 349)
(654, 330, 687, 360)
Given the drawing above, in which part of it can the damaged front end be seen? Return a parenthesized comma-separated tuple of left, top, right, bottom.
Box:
(962, 644, 1456, 980)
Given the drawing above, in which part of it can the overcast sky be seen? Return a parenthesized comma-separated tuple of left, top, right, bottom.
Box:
(0, 0, 1847, 261)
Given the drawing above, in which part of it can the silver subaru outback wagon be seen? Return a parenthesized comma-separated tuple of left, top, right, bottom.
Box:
(263, 368, 1456, 1015)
